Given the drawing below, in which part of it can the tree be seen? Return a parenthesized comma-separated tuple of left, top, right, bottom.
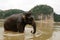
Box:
(54, 13, 60, 22)
(0, 10, 4, 19)
(3, 9, 25, 18)
(29, 5, 54, 20)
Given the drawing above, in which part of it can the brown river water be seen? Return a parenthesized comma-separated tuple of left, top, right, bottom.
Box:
(0, 25, 60, 40)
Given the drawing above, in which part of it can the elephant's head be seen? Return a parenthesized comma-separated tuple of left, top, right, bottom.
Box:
(24, 12, 36, 34)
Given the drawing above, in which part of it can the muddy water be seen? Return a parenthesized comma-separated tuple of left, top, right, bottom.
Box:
(0, 25, 60, 40)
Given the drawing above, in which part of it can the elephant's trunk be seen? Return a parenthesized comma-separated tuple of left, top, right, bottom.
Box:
(31, 22, 36, 34)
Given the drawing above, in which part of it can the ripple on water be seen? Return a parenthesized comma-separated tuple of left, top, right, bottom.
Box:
(0, 26, 60, 40)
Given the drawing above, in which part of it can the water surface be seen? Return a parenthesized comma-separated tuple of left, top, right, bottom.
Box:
(0, 26, 60, 40)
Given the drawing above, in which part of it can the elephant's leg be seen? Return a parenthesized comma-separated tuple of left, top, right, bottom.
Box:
(4, 23, 18, 32)
(4, 23, 10, 31)
(17, 23, 25, 33)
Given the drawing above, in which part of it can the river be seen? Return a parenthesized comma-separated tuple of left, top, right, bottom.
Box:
(0, 25, 60, 40)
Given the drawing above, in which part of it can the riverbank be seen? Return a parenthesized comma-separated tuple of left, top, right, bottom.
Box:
(0, 19, 60, 27)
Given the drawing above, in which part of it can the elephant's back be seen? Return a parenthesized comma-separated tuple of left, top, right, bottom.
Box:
(4, 14, 21, 26)
(5, 14, 22, 23)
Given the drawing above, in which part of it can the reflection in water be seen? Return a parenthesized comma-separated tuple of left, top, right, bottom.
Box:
(0, 26, 53, 40)
(0, 25, 60, 40)
(4, 32, 24, 40)
(0, 27, 25, 40)
(50, 31, 60, 40)
(0, 27, 4, 40)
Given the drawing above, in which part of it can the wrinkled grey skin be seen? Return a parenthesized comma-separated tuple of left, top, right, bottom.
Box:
(4, 12, 36, 34)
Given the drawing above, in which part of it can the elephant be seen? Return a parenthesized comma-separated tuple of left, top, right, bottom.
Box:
(4, 12, 36, 34)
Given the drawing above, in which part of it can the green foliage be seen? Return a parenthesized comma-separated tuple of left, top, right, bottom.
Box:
(29, 5, 54, 20)
(0, 5, 60, 22)
(54, 13, 60, 22)
(0, 9, 25, 19)
(0, 10, 4, 19)
(4, 9, 25, 18)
